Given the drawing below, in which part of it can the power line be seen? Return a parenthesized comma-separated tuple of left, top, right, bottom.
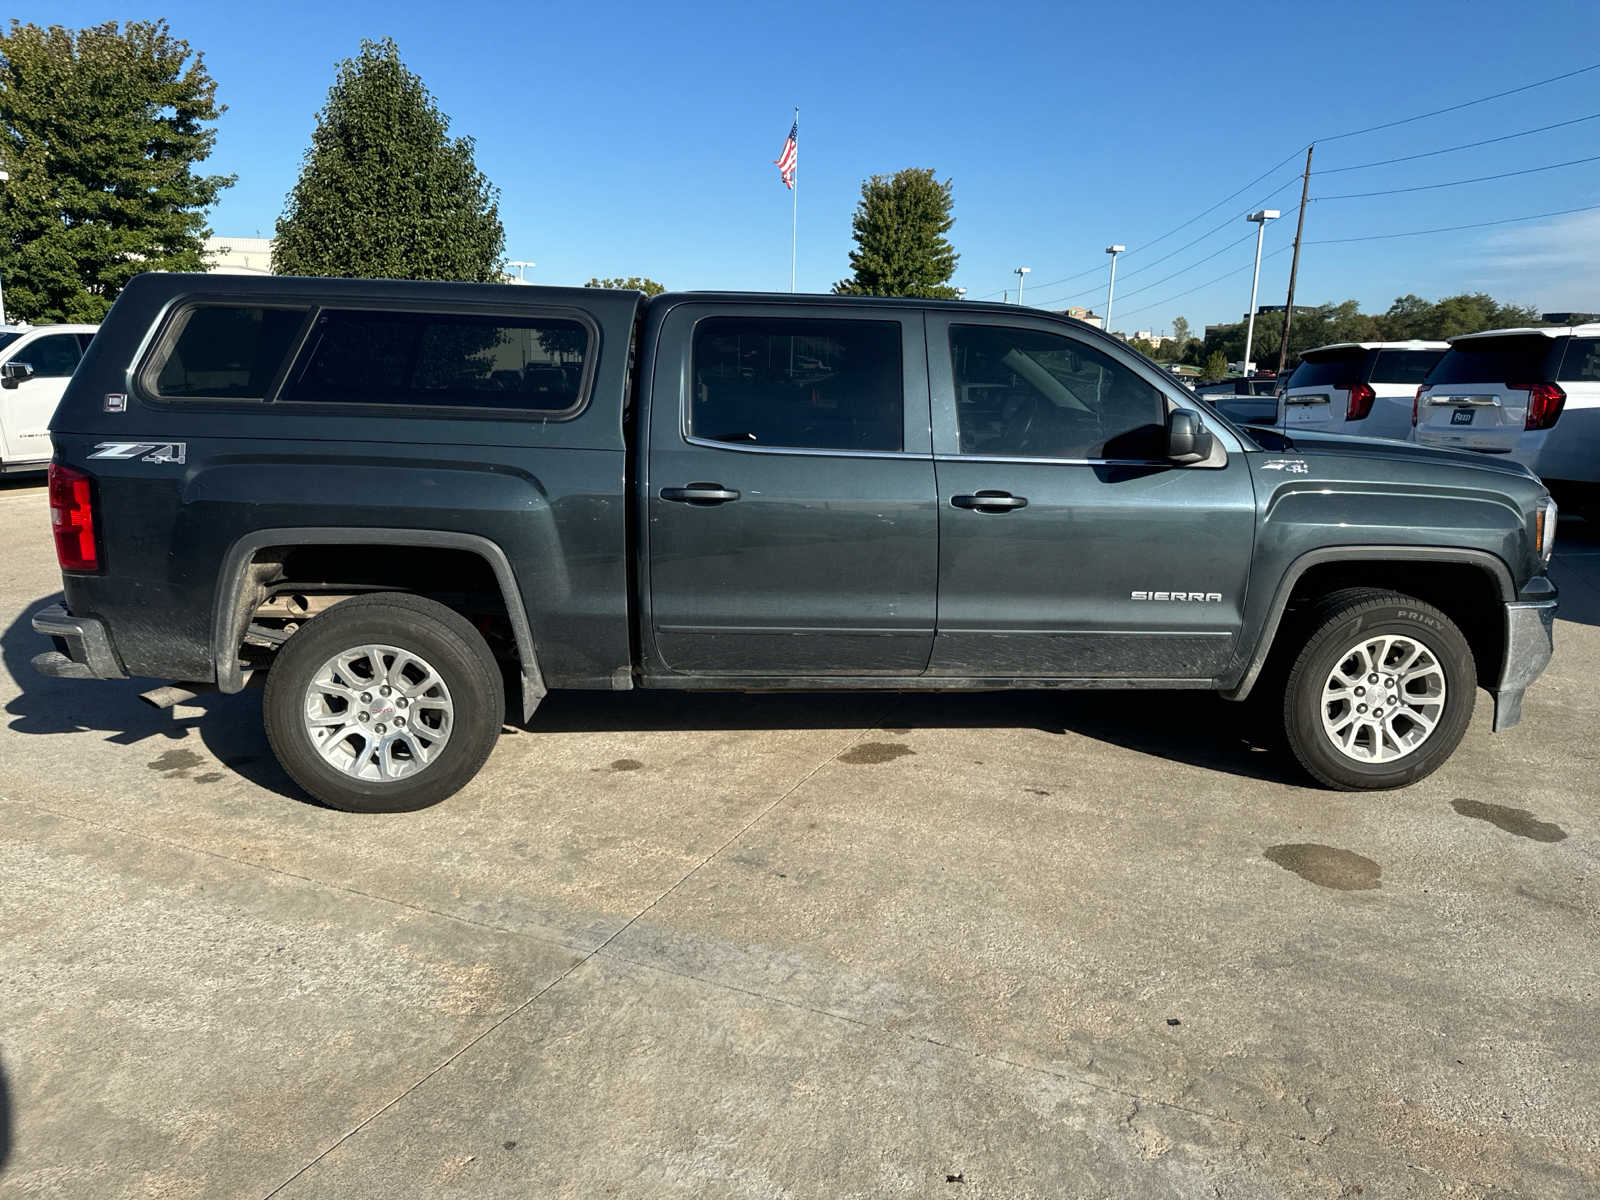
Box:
(1320, 111, 1600, 174)
(1116, 245, 1294, 322)
(1036, 229, 1261, 312)
(1305, 202, 1600, 245)
(1316, 62, 1600, 143)
(1316, 153, 1600, 200)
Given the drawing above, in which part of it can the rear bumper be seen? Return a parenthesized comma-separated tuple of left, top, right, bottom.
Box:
(31, 603, 127, 680)
(1490, 599, 1556, 732)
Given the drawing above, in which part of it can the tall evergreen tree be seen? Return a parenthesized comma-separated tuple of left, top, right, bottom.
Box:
(0, 20, 232, 323)
(833, 168, 959, 298)
(274, 39, 503, 281)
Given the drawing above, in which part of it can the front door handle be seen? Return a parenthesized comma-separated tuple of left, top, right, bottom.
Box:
(951, 490, 1028, 513)
(661, 483, 741, 505)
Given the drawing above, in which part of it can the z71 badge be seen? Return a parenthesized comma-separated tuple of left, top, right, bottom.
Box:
(89, 441, 187, 465)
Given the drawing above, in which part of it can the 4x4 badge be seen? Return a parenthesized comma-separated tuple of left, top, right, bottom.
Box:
(89, 441, 187, 465)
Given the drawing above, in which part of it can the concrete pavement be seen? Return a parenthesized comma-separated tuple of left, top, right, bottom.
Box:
(0, 475, 1596, 1198)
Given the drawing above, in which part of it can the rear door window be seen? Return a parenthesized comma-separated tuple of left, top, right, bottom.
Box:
(1558, 338, 1600, 382)
(1428, 336, 1565, 385)
(152, 305, 309, 399)
(1371, 349, 1445, 384)
(280, 309, 591, 414)
(1286, 353, 1364, 390)
(690, 316, 904, 452)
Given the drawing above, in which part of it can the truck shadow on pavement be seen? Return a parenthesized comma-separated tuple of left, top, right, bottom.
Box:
(2, 593, 298, 800)
(5, 591, 1303, 797)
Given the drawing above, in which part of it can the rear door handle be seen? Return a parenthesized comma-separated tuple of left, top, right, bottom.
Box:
(951, 490, 1028, 513)
(660, 483, 741, 505)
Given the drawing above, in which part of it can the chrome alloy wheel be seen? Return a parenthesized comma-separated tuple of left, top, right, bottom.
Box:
(303, 644, 454, 782)
(1320, 634, 1447, 764)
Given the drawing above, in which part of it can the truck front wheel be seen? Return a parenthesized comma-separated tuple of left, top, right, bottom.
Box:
(1282, 589, 1476, 790)
(262, 593, 505, 812)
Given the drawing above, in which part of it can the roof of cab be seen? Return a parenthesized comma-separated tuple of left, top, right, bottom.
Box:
(1449, 322, 1600, 344)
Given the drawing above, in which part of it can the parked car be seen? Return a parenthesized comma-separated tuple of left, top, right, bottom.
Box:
(0, 323, 98, 473)
(1279, 340, 1447, 441)
(1192, 377, 1281, 426)
(33, 275, 1557, 809)
(1413, 323, 1600, 518)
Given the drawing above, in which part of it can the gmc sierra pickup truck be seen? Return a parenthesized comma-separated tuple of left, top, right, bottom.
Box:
(32, 274, 1558, 810)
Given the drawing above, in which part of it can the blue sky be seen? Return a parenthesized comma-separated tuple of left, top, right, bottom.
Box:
(37, 0, 1600, 332)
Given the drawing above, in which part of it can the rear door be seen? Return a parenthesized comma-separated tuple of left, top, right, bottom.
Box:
(1366, 347, 1444, 440)
(1539, 335, 1600, 483)
(926, 311, 1256, 679)
(0, 330, 86, 462)
(644, 302, 938, 676)
(1415, 335, 1566, 452)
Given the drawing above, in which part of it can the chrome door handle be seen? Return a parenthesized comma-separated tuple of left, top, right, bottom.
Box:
(660, 484, 741, 505)
(951, 491, 1028, 512)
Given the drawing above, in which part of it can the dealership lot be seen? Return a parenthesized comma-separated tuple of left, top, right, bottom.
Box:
(1, 476, 1596, 1198)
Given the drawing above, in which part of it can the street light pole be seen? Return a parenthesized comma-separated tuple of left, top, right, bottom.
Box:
(1103, 245, 1125, 332)
(1241, 210, 1279, 378)
(1014, 266, 1030, 305)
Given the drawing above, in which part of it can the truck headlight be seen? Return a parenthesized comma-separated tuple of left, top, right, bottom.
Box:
(1535, 496, 1558, 565)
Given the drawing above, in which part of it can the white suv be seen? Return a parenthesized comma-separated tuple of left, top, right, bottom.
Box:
(0, 323, 99, 472)
(1413, 323, 1600, 517)
(1278, 340, 1447, 441)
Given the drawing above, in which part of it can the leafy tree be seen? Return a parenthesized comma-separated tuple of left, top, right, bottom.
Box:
(1129, 338, 1160, 358)
(1203, 350, 1228, 380)
(274, 38, 503, 281)
(0, 19, 232, 323)
(833, 168, 959, 298)
(1170, 316, 1190, 356)
(1375, 292, 1541, 341)
(585, 276, 664, 295)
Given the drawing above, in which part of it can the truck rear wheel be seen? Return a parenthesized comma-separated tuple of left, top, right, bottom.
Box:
(1282, 590, 1475, 790)
(262, 593, 504, 812)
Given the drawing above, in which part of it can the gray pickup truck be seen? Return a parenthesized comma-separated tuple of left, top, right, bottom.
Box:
(32, 274, 1558, 810)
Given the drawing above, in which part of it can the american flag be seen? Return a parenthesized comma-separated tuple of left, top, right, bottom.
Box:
(774, 119, 797, 190)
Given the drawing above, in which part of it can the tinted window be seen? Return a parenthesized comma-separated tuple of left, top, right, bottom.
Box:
(155, 306, 308, 399)
(1287, 353, 1364, 390)
(1558, 338, 1600, 382)
(1371, 349, 1444, 384)
(1427, 336, 1563, 385)
(282, 310, 590, 413)
(20, 334, 86, 378)
(950, 324, 1165, 459)
(690, 316, 903, 452)
(0, 332, 20, 354)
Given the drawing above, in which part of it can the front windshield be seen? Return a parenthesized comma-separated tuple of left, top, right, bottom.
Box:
(0, 332, 20, 354)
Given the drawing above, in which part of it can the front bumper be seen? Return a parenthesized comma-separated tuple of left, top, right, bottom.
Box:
(1490, 599, 1556, 731)
(31, 603, 127, 680)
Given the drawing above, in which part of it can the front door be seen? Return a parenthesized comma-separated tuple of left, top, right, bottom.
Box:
(645, 303, 938, 676)
(926, 313, 1256, 679)
(0, 332, 86, 463)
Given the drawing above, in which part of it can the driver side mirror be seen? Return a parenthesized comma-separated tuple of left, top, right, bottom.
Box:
(1166, 408, 1214, 464)
(1, 361, 35, 389)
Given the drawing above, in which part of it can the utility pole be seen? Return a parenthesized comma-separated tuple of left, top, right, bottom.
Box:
(1274, 145, 1314, 379)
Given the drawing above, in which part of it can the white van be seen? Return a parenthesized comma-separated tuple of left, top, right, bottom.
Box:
(1413, 323, 1600, 517)
(1278, 340, 1447, 441)
(0, 324, 99, 472)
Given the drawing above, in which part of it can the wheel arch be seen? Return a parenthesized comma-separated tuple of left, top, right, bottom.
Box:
(1226, 546, 1514, 702)
(212, 527, 547, 721)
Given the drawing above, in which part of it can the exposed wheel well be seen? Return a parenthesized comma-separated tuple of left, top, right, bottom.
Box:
(1260, 560, 1506, 693)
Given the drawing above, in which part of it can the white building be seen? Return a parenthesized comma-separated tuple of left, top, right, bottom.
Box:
(203, 236, 274, 275)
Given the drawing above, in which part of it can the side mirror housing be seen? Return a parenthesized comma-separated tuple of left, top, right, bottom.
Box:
(1, 361, 35, 389)
(1166, 408, 1214, 464)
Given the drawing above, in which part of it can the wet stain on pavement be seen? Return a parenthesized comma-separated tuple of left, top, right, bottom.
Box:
(838, 742, 914, 765)
(148, 748, 203, 775)
(1451, 799, 1567, 843)
(608, 758, 644, 772)
(1264, 844, 1381, 891)
(193, 772, 224, 784)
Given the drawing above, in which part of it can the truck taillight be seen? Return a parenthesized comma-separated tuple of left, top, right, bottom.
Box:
(1346, 381, 1376, 422)
(1412, 386, 1426, 426)
(48, 463, 99, 572)
(1520, 382, 1566, 431)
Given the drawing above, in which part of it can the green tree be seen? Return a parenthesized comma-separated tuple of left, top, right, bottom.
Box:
(1129, 337, 1160, 359)
(274, 38, 503, 281)
(833, 168, 959, 298)
(585, 276, 664, 295)
(1375, 292, 1541, 340)
(1203, 350, 1228, 380)
(0, 19, 232, 323)
(1170, 316, 1190, 356)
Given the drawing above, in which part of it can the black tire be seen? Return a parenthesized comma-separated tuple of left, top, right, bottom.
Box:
(263, 592, 505, 812)
(1281, 589, 1475, 791)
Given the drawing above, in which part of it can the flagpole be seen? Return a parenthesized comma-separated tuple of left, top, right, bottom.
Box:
(790, 106, 798, 293)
